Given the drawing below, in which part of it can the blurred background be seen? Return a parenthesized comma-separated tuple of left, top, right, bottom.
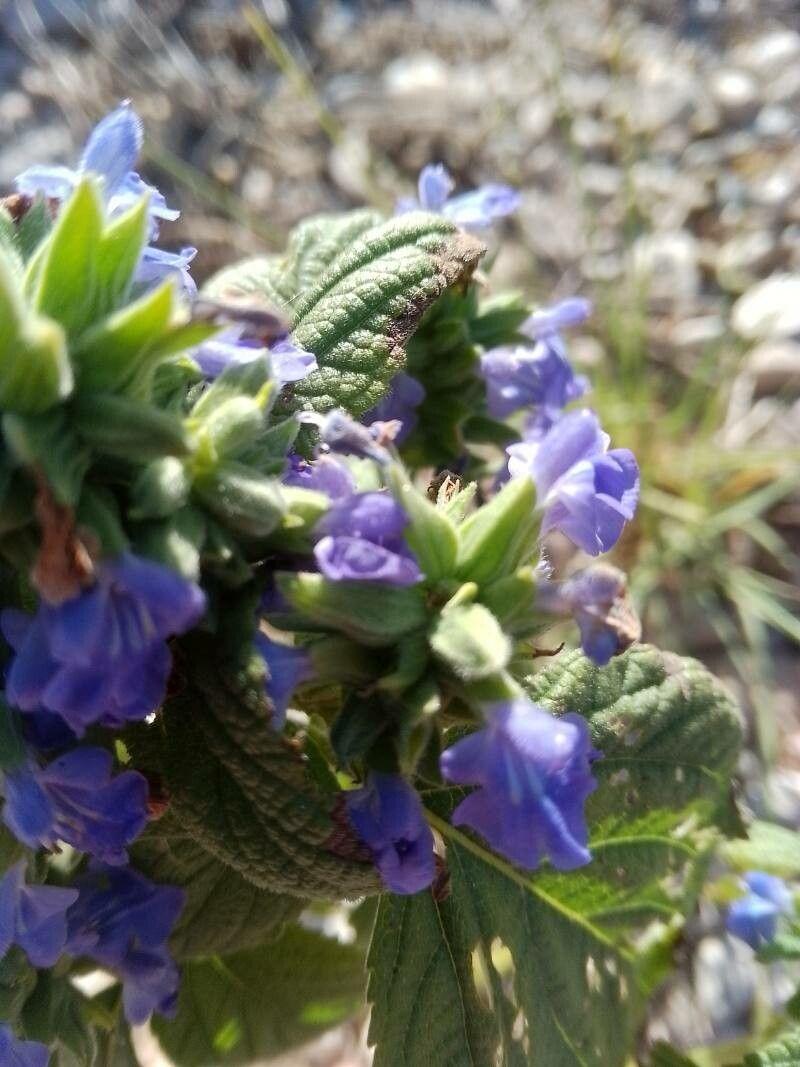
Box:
(3, 0, 799, 1062)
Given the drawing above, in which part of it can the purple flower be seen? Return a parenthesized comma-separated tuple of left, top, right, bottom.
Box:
(15, 103, 177, 234)
(0, 860, 78, 967)
(13, 103, 192, 295)
(506, 409, 639, 556)
(726, 871, 794, 949)
(2, 552, 206, 734)
(364, 372, 425, 444)
(300, 409, 391, 463)
(191, 325, 317, 386)
(2, 747, 148, 865)
(0, 1025, 49, 1067)
(66, 864, 184, 1024)
(481, 342, 588, 422)
(537, 563, 640, 666)
(481, 297, 591, 429)
(136, 245, 198, 298)
(314, 492, 423, 586)
(346, 773, 435, 894)
(440, 700, 600, 871)
(398, 163, 520, 229)
(283, 454, 355, 500)
(255, 632, 312, 730)
(521, 298, 593, 339)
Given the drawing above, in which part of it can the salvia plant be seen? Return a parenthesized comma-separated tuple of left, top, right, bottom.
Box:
(0, 103, 796, 1067)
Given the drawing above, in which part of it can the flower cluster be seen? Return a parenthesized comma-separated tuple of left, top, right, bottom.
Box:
(0, 102, 647, 1061)
(726, 871, 794, 949)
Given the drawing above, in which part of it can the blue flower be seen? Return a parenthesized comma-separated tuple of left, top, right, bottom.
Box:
(726, 871, 794, 949)
(0, 860, 78, 967)
(283, 454, 355, 500)
(481, 341, 588, 423)
(440, 699, 600, 871)
(2, 747, 148, 865)
(521, 298, 593, 339)
(302, 409, 391, 464)
(136, 245, 198, 298)
(346, 773, 435, 894)
(398, 163, 520, 229)
(255, 633, 312, 730)
(314, 492, 423, 586)
(364, 372, 426, 443)
(191, 325, 317, 385)
(506, 409, 639, 556)
(14, 103, 192, 295)
(0, 1025, 49, 1067)
(2, 552, 206, 734)
(15, 103, 177, 235)
(66, 864, 184, 1024)
(537, 563, 640, 666)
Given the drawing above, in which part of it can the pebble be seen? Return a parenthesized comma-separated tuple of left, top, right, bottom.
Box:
(745, 340, 800, 396)
(732, 274, 800, 340)
(709, 68, 760, 126)
(715, 231, 777, 292)
(632, 230, 700, 307)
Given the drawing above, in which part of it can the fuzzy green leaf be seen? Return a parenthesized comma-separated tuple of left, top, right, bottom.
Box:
(278, 571, 427, 646)
(132, 815, 304, 959)
(153, 924, 367, 1066)
(289, 213, 484, 416)
(369, 646, 742, 1067)
(128, 630, 379, 898)
(19, 972, 96, 1067)
(742, 1028, 800, 1066)
(28, 178, 104, 340)
(456, 475, 537, 585)
(430, 603, 511, 680)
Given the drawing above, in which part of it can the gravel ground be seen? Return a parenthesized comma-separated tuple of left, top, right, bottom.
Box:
(3, 1, 800, 1062)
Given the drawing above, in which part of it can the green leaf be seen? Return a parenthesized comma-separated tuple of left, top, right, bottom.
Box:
(16, 198, 53, 262)
(203, 209, 386, 314)
(133, 507, 206, 582)
(278, 571, 427, 646)
(127, 630, 379, 898)
(132, 814, 304, 959)
(154, 924, 367, 1066)
(20, 971, 96, 1067)
(3, 409, 90, 505)
(456, 475, 538, 585)
(29, 178, 104, 340)
(91, 1022, 139, 1067)
(388, 465, 458, 581)
(0, 949, 37, 1026)
(70, 280, 175, 394)
(130, 456, 191, 519)
(742, 1027, 800, 1066)
(723, 820, 800, 878)
(290, 213, 485, 417)
(73, 392, 192, 460)
(430, 603, 511, 680)
(369, 646, 742, 1067)
(193, 463, 285, 539)
(0, 249, 72, 415)
(93, 196, 149, 319)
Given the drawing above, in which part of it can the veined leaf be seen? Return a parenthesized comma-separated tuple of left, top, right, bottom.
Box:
(723, 820, 800, 878)
(742, 1027, 800, 1066)
(154, 924, 368, 1066)
(132, 815, 303, 959)
(290, 213, 485, 416)
(369, 646, 742, 1067)
(128, 631, 379, 899)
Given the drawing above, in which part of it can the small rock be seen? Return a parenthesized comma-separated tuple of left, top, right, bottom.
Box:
(709, 68, 760, 126)
(733, 30, 800, 81)
(745, 340, 800, 396)
(632, 230, 700, 308)
(383, 53, 449, 96)
(732, 274, 800, 339)
(715, 231, 777, 292)
(668, 314, 726, 352)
